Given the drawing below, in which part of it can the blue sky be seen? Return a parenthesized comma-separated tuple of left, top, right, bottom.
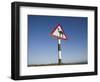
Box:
(28, 15, 88, 65)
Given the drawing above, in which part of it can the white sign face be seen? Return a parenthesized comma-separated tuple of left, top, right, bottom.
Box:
(51, 24, 67, 40)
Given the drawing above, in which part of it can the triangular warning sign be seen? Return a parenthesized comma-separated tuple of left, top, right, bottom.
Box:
(51, 24, 68, 40)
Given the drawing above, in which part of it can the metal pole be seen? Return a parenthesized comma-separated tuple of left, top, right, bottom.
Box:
(58, 39, 62, 65)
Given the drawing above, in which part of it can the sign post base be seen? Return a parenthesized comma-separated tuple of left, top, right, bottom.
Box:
(58, 59, 62, 65)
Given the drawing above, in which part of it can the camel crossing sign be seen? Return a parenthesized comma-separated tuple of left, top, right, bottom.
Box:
(51, 24, 67, 40)
(51, 24, 68, 65)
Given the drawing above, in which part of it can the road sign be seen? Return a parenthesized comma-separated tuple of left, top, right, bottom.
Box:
(51, 24, 68, 40)
(51, 24, 68, 65)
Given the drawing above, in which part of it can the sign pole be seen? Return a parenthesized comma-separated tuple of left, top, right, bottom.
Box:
(58, 39, 62, 65)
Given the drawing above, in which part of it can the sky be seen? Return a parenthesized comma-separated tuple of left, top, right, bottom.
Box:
(28, 15, 88, 65)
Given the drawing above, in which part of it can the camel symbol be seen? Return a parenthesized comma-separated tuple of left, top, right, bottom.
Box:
(58, 28, 63, 37)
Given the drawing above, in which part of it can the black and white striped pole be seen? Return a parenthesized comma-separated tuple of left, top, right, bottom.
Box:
(58, 38, 62, 64)
(58, 28, 63, 65)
